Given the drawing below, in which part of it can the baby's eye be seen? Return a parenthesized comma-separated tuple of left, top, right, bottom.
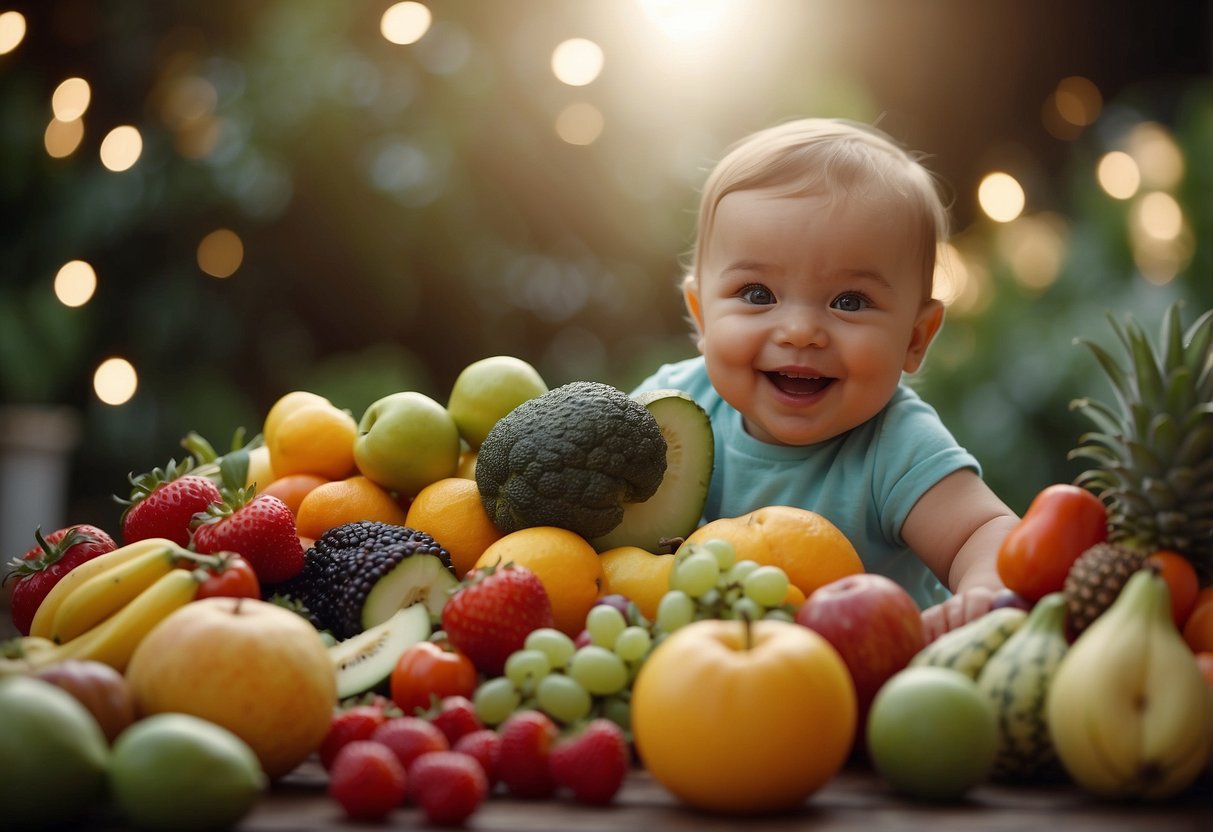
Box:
(739, 284, 775, 305)
(831, 292, 871, 312)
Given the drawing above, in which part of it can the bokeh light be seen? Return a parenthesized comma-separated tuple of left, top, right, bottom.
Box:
(51, 77, 91, 121)
(0, 10, 25, 54)
(997, 213, 1068, 292)
(197, 228, 244, 278)
(53, 260, 98, 307)
(551, 38, 604, 87)
(44, 116, 84, 158)
(1042, 75, 1101, 140)
(555, 102, 604, 145)
(639, 0, 733, 41)
(93, 357, 138, 405)
(933, 241, 990, 317)
(977, 172, 1025, 223)
(1125, 122, 1184, 190)
(1096, 151, 1140, 200)
(99, 125, 143, 171)
(381, 2, 432, 45)
(1134, 191, 1183, 241)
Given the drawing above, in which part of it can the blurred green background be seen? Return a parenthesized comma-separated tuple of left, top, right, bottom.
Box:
(0, 0, 1210, 547)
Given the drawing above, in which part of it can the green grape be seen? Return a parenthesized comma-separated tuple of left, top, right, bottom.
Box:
(613, 625, 652, 662)
(568, 645, 628, 696)
(763, 608, 796, 623)
(669, 551, 720, 597)
(699, 587, 721, 609)
(524, 627, 577, 669)
(535, 673, 593, 724)
(731, 596, 764, 623)
(473, 677, 521, 726)
(743, 565, 790, 607)
(724, 559, 760, 584)
(586, 604, 627, 649)
(600, 694, 632, 733)
(698, 538, 737, 570)
(655, 590, 695, 633)
(504, 648, 551, 691)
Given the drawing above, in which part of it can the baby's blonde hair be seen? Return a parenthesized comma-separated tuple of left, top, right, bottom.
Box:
(689, 118, 949, 298)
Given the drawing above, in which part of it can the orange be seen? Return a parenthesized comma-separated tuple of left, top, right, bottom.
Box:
(1183, 588, 1213, 654)
(261, 473, 330, 517)
(1144, 550, 1200, 628)
(405, 478, 505, 579)
(683, 506, 864, 599)
(268, 403, 358, 480)
(263, 390, 330, 445)
(295, 475, 410, 540)
(599, 546, 675, 621)
(474, 526, 604, 637)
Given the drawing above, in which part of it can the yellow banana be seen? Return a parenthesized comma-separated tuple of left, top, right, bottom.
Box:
(28, 537, 182, 639)
(48, 568, 201, 673)
(49, 544, 183, 644)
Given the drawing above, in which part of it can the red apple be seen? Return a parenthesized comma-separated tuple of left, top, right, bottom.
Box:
(795, 574, 926, 725)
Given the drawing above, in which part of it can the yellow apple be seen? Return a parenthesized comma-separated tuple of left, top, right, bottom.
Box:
(126, 597, 336, 780)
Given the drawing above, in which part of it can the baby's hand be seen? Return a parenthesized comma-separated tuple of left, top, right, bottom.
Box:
(921, 587, 996, 643)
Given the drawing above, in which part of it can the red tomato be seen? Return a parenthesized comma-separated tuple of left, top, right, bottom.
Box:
(996, 484, 1108, 602)
(194, 552, 261, 600)
(390, 641, 478, 717)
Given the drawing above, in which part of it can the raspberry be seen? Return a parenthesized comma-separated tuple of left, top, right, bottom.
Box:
(409, 751, 489, 826)
(496, 710, 558, 798)
(327, 740, 407, 821)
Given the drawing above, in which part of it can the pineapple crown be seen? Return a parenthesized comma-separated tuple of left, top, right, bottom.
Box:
(1068, 302, 1213, 577)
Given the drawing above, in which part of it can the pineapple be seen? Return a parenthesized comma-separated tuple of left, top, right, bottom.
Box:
(1065, 303, 1213, 630)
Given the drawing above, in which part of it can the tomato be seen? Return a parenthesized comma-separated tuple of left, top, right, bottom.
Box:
(996, 484, 1107, 602)
(1143, 550, 1199, 628)
(390, 641, 478, 716)
(195, 553, 261, 600)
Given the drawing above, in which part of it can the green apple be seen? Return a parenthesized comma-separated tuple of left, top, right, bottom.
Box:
(447, 355, 548, 448)
(866, 666, 997, 800)
(355, 391, 461, 496)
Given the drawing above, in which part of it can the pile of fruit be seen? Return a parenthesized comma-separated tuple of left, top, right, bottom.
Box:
(2, 305, 1213, 828)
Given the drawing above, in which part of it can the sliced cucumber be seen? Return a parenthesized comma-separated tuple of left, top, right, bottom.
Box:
(361, 552, 459, 630)
(591, 389, 714, 552)
(330, 603, 431, 699)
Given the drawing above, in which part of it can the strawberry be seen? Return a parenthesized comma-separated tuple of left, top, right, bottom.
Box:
(441, 564, 554, 676)
(427, 695, 483, 746)
(371, 716, 449, 774)
(549, 718, 629, 805)
(5, 525, 117, 636)
(319, 705, 390, 770)
(115, 458, 222, 547)
(409, 750, 488, 826)
(327, 740, 408, 822)
(452, 728, 500, 789)
(192, 488, 303, 585)
(496, 709, 559, 798)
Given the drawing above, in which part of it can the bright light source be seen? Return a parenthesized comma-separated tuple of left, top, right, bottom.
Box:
(94, 357, 138, 405)
(381, 2, 432, 45)
(44, 117, 84, 158)
(555, 102, 604, 145)
(197, 228, 244, 278)
(1134, 191, 1183, 241)
(52, 77, 91, 121)
(0, 10, 26, 55)
(99, 125, 143, 172)
(1126, 122, 1184, 190)
(977, 172, 1025, 223)
(551, 38, 604, 87)
(1096, 151, 1140, 200)
(639, 0, 732, 41)
(54, 260, 97, 307)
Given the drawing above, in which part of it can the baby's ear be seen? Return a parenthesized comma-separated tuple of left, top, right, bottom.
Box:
(681, 274, 706, 353)
(904, 299, 944, 373)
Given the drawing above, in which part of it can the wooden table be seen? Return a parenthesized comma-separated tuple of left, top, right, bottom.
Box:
(79, 757, 1213, 830)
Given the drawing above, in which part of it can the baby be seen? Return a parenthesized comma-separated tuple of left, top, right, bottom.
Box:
(633, 118, 1019, 639)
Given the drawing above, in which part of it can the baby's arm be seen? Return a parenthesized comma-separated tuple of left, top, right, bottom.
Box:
(901, 469, 1020, 641)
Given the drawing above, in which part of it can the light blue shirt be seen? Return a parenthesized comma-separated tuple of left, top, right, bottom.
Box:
(633, 356, 980, 608)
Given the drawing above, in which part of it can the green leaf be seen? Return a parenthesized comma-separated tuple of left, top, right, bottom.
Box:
(1125, 317, 1166, 411)
(1077, 336, 1132, 416)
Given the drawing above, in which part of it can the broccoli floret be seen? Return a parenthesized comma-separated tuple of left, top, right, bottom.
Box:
(476, 381, 667, 539)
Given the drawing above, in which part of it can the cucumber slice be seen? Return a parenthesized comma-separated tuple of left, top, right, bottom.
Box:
(330, 603, 431, 699)
(591, 389, 714, 552)
(361, 553, 459, 631)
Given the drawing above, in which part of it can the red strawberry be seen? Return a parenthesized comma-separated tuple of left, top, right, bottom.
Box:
(115, 458, 222, 547)
(496, 710, 559, 798)
(319, 705, 390, 770)
(452, 728, 500, 789)
(549, 718, 629, 805)
(5, 525, 117, 636)
(441, 564, 554, 676)
(327, 740, 407, 822)
(409, 750, 488, 826)
(371, 716, 449, 774)
(192, 488, 303, 584)
(427, 695, 483, 746)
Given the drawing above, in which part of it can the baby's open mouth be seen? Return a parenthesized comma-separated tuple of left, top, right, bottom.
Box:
(765, 371, 834, 396)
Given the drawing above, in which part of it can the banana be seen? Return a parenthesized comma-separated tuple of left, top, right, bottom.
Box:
(28, 537, 183, 639)
(49, 544, 183, 644)
(1046, 568, 1213, 799)
(42, 568, 201, 673)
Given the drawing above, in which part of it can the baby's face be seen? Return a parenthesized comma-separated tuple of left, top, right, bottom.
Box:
(689, 186, 942, 446)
